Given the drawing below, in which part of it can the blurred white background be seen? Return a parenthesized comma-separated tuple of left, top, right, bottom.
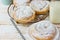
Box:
(0, 0, 12, 25)
(0, 0, 21, 40)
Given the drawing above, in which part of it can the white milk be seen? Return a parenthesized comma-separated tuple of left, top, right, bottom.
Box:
(50, 1, 60, 23)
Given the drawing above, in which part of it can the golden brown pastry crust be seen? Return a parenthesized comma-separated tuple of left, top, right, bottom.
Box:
(29, 28, 55, 40)
(35, 7, 49, 15)
(30, 1, 49, 15)
(30, 32, 55, 40)
(13, 12, 35, 23)
(28, 21, 56, 40)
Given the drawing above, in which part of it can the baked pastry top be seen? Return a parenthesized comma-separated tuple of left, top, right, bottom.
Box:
(13, 6, 35, 23)
(13, 0, 30, 6)
(28, 21, 56, 40)
(30, 1, 49, 11)
(30, 1, 49, 14)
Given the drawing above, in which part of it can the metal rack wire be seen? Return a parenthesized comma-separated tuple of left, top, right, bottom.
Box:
(8, 4, 26, 40)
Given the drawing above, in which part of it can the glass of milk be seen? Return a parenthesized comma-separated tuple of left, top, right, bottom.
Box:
(50, 1, 60, 23)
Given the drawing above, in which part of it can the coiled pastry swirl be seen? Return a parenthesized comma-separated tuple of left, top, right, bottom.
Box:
(28, 21, 56, 40)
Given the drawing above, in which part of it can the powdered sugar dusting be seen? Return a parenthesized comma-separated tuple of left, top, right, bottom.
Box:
(30, 1, 49, 11)
(15, 6, 34, 19)
(15, 0, 29, 4)
(35, 21, 56, 37)
(29, 21, 56, 38)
